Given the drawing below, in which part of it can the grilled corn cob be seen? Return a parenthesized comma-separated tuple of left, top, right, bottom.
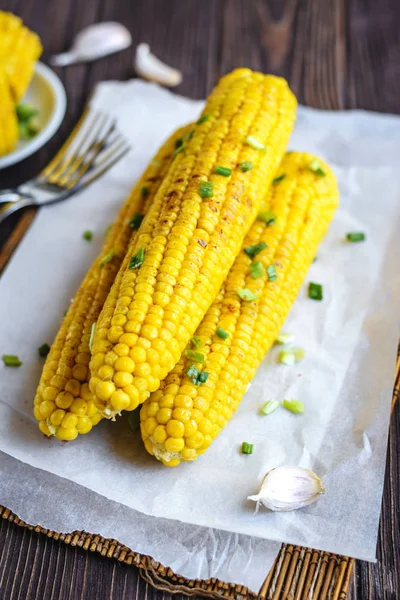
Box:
(90, 69, 297, 418)
(0, 11, 42, 102)
(0, 67, 18, 156)
(140, 152, 339, 466)
(33, 125, 191, 440)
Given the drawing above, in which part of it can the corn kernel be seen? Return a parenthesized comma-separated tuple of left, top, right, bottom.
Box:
(39, 400, 56, 418)
(70, 398, 87, 417)
(76, 416, 92, 434)
(172, 407, 191, 423)
(97, 365, 115, 381)
(39, 421, 52, 436)
(166, 419, 185, 438)
(114, 356, 135, 373)
(65, 379, 81, 397)
(114, 371, 134, 387)
(50, 409, 65, 426)
(110, 390, 130, 411)
(184, 419, 198, 437)
(95, 381, 115, 401)
(145, 417, 158, 435)
(72, 364, 87, 381)
(185, 432, 204, 449)
(165, 437, 185, 453)
(157, 407, 172, 424)
(57, 427, 78, 441)
(181, 447, 197, 461)
(129, 346, 146, 363)
(152, 425, 167, 443)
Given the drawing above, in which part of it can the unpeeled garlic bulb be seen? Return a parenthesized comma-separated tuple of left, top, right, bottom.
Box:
(248, 466, 325, 512)
(135, 43, 182, 87)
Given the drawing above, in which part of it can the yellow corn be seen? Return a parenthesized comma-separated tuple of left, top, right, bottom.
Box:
(140, 152, 339, 466)
(34, 125, 190, 440)
(90, 69, 297, 418)
(0, 11, 42, 102)
(0, 67, 18, 156)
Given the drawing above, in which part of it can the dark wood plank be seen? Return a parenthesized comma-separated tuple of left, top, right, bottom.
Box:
(0, 0, 399, 598)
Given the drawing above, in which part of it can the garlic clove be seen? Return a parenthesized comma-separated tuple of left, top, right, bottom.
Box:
(248, 466, 325, 512)
(135, 43, 182, 87)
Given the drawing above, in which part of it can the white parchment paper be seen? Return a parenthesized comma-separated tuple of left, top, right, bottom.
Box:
(0, 80, 400, 593)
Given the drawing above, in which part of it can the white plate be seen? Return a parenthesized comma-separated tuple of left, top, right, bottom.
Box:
(0, 62, 67, 170)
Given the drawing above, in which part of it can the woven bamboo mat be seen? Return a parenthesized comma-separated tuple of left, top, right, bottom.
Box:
(0, 218, 399, 600)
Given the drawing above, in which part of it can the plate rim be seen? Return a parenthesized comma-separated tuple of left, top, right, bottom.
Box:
(0, 61, 67, 170)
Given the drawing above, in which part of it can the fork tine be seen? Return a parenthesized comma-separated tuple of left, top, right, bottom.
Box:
(78, 142, 131, 189)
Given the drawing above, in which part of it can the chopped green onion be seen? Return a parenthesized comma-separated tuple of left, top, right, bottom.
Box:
(197, 114, 210, 124)
(82, 230, 93, 241)
(244, 241, 267, 259)
(238, 161, 253, 172)
(185, 349, 205, 364)
(16, 104, 38, 122)
(237, 288, 258, 301)
(241, 441, 254, 455)
(198, 370, 209, 384)
(104, 224, 112, 238)
(313, 256, 318, 263)
(38, 343, 50, 358)
(128, 248, 144, 270)
(245, 135, 266, 151)
(18, 122, 38, 140)
(175, 138, 184, 149)
(250, 260, 263, 279)
(258, 210, 276, 225)
(216, 327, 229, 340)
(89, 323, 96, 352)
(261, 400, 280, 415)
(276, 333, 295, 345)
(2, 355, 22, 367)
(191, 335, 201, 348)
(282, 399, 304, 414)
(279, 348, 305, 365)
(99, 248, 115, 266)
(214, 165, 232, 177)
(272, 174, 286, 185)
(128, 409, 141, 432)
(141, 186, 149, 197)
(129, 212, 144, 230)
(266, 264, 277, 281)
(173, 144, 185, 157)
(182, 129, 194, 142)
(199, 181, 214, 198)
(308, 282, 323, 301)
(308, 159, 326, 176)
(346, 232, 365, 242)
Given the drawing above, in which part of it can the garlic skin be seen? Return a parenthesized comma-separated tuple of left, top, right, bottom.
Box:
(248, 466, 325, 512)
(135, 43, 182, 87)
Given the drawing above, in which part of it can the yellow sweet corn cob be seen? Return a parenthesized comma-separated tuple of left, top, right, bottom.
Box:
(0, 11, 42, 102)
(33, 125, 191, 441)
(89, 69, 297, 419)
(0, 67, 18, 156)
(140, 152, 339, 466)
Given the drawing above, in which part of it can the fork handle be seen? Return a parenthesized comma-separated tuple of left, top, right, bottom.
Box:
(0, 197, 35, 226)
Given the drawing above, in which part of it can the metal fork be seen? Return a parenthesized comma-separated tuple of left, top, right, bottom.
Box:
(0, 106, 130, 225)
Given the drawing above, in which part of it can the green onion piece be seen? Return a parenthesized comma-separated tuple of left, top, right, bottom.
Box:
(250, 260, 263, 279)
(198, 370, 209, 384)
(128, 248, 144, 270)
(216, 327, 229, 340)
(2, 355, 22, 367)
(261, 400, 280, 415)
(129, 212, 144, 230)
(199, 181, 214, 198)
(244, 241, 267, 259)
(313, 256, 318, 263)
(175, 138, 184, 149)
(128, 409, 141, 432)
(99, 248, 115, 267)
(346, 232, 366, 242)
(185, 363, 200, 384)
(245, 135, 266, 151)
(237, 288, 258, 301)
(279, 348, 305, 365)
(182, 129, 194, 142)
(308, 282, 323, 301)
(141, 186, 149, 197)
(38, 343, 50, 358)
(18, 122, 38, 140)
(191, 335, 201, 348)
(89, 323, 96, 352)
(173, 144, 185, 157)
(308, 159, 326, 176)
(16, 104, 38, 122)
(241, 441, 254, 455)
(272, 174, 286, 185)
(238, 161, 253, 172)
(214, 165, 232, 177)
(276, 333, 295, 345)
(266, 264, 277, 281)
(82, 230, 93, 241)
(185, 349, 205, 364)
(258, 210, 276, 225)
(104, 224, 112, 238)
(197, 114, 210, 124)
(282, 399, 305, 414)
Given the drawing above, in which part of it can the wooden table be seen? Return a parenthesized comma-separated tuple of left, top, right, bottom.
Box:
(0, 1, 399, 598)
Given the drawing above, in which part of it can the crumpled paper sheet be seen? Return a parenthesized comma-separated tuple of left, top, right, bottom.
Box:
(0, 80, 399, 593)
